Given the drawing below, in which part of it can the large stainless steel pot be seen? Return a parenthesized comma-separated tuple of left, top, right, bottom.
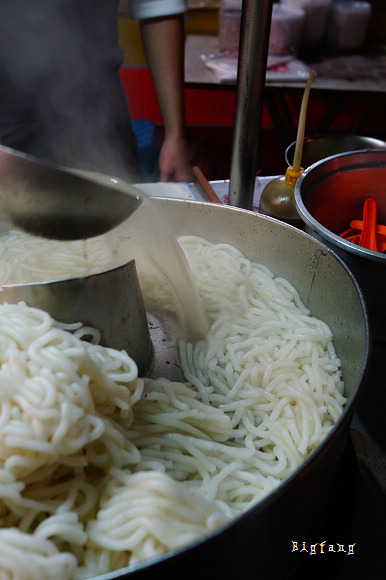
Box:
(294, 149, 386, 344)
(93, 198, 369, 579)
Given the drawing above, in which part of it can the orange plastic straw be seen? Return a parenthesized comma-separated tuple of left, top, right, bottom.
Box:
(357, 198, 378, 252)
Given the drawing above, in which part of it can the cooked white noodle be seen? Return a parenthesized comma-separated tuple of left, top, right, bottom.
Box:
(0, 236, 346, 579)
(0, 231, 115, 285)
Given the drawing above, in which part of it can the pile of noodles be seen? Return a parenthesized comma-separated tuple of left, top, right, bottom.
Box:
(0, 236, 346, 579)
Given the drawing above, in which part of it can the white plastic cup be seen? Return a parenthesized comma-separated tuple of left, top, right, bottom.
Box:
(269, 4, 306, 55)
(280, 0, 333, 51)
(324, 1, 372, 51)
(219, 8, 242, 53)
(220, 0, 242, 8)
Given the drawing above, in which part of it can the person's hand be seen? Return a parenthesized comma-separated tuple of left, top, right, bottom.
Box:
(158, 133, 194, 183)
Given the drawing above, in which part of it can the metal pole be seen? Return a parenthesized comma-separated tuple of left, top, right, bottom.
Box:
(228, 0, 273, 209)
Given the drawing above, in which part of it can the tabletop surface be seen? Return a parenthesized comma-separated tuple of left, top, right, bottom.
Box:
(185, 34, 386, 94)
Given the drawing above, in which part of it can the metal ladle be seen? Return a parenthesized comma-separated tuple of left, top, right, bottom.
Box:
(0, 145, 142, 240)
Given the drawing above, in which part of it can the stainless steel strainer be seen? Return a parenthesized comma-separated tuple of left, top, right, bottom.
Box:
(0, 260, 154, 377)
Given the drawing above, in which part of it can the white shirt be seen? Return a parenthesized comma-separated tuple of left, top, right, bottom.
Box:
(127, 0, 187, 20)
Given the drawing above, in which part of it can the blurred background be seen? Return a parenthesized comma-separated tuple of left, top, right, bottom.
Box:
(116, 0, 386, 182)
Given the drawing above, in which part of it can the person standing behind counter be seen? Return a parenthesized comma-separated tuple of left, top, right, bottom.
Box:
(0, 0, 193, 183)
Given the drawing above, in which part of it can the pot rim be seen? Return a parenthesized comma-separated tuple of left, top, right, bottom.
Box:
(285, 133, 386, 167)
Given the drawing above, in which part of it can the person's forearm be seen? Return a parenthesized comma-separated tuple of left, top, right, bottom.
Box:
(139, 14, 186, 138)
